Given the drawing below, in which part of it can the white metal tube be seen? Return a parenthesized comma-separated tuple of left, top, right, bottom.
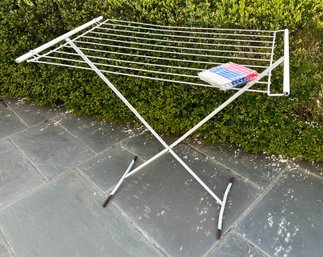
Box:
(55, 50, 204, 71)
(217, 177, 234, 239)
(81, 35, 271, 55)
(28, 18, 105, 63)
(87, 61, 199, 78)
(101, 22, 274, 38)
(110, 156, 137, 195)
(65, 45, 269, 68)
(96, 27, 273, 44)
(28, 59, 213, 87)
(15, 16, 103, 63)
(75, 40, 271, 62)
(268, 93, 286, 96)
(28, 59, 93, 71)
(89, 31, 273, 49)
(41, 55, 199, 78)
(29, 57, 268, 89)
(102, 155, 137, 207)
(103, 18, 279, 33)
(218, 180, 233, 230)
(283, 29, 290, 95)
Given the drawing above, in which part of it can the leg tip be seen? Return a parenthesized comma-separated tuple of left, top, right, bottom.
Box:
(102, 195, 113, 208)
(216, 229, 222, 240)
(229, 177, 235, 183)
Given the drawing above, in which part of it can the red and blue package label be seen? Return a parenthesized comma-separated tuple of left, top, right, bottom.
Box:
(198, 62, 259, 90)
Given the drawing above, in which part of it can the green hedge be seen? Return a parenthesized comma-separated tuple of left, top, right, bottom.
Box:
(0, 0, 322, 161)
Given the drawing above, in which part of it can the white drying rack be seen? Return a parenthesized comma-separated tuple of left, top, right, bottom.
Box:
(16, 16, 290, 239)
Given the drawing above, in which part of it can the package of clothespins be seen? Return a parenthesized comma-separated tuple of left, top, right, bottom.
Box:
(198, 62, 259, 91)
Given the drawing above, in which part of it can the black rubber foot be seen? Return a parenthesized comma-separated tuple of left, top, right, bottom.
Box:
(102, 195, 113, 208)
(133, 155, 138, 161)
(216, 229, 222, 240)
(229, 177, 235, 183)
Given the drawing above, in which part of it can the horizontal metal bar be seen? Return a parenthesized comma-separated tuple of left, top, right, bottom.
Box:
(103, 19, 280, 33)
(41, 53, 269, 85)
(29, 59, 267, 91)
(256, 81, 268, 84)
(37, 51, 270, 82)
(89, 31, 273, 49)
(29, 20, 105, 63)
(95, 27, 273, 44)
(28, 59, 91, 69)
(41, 55, 199, 78)
(16, 16, 103, 63)
(64, 45, 269, 69)
(29, 59, 205, 85)
(101, 22, 274, 38)
(74, 40, 271, 62)
(55, 50, 204, 71)
(231, 87, 267, 92)
(268, 93, 286, 96)
(81, 35, 271, 55)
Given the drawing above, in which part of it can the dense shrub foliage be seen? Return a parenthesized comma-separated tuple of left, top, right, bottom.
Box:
(0, 0, 322, 161)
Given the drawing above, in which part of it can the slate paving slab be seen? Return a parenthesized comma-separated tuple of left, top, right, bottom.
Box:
(0, 171, 165, 257)
(209, 232, 268, 257)
(187, 140, 287, 188)
(58, 114, 133, 153)
(79, 144, 143, 192)
(11, 123, 93, 179)
(121, 132, 170, 161)
(0, 233, 11, 257)
(2, 100, 322, 257)
(113, 144, 260, 257)
(0, 104, 26, 140)
(294, 160, 323, 178)
(0, 138, 43, 208)
(237, 170, 323, 257)
(174, 145, 261, 230)
(7, 99, 63, 127)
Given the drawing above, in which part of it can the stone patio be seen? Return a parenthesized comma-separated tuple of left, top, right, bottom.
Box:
(0, 98, 322, 257)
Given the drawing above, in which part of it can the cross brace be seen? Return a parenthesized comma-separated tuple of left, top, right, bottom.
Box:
(66, 37, 284, 239)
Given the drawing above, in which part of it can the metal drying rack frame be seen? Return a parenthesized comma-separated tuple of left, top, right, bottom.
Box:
(16, 16, 290, 239)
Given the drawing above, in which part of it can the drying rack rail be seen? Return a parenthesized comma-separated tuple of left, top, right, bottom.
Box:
(17, 16, 289, 96)
(16, 16, 290, 240)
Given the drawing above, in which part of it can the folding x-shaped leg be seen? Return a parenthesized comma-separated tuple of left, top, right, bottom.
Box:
(66, 38, 285, 239)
